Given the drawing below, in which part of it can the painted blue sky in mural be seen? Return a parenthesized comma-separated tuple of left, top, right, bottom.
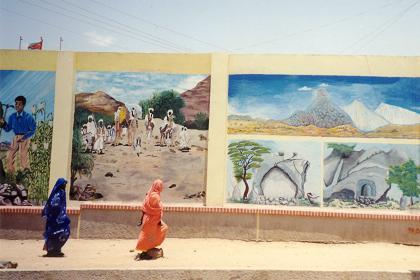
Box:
(228, 75, 420, 120)
(0, 70, 55, 143)
(76, 72, 207, 104)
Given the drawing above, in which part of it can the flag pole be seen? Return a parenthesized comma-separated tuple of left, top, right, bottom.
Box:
(59, 37, 63, 51)
(19, 36, 23, 50)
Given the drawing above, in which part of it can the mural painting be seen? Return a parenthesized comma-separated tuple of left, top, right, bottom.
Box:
(227, 139, 321, 206)
(0, 70, 55, 206)
(324, 143, 420, 210)
(228, 75, 420, 139)
(70, 72, 210, 203)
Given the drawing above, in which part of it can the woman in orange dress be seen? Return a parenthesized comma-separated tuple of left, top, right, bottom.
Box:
(135, 179, 168, 260)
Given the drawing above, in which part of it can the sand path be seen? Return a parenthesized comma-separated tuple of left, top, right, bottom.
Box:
(1, 238, 420, 271)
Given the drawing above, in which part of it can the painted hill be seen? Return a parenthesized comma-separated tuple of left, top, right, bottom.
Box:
(228, 115, 254, 121)
(75, 91, 126, 117)
(284, 88, 352, 128)
(375, 103, 420, 125)
(180, 76, 211, 121)
(342, 100, 389, 132)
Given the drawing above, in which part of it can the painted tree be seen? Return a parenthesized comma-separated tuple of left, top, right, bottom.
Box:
(194, 112, 209, 130)
(139, 90, 185, 124)
(327, 143, 355, 158)
(70, 127, 94, 188)
(228, 141, 270, 201)
(387, 159, 420, 206)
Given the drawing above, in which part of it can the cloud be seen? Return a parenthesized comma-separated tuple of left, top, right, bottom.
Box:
(319, 83, 329, 87)
(107, 87, 156, 104)
(75, 80, 91, 93)
(175, 75, 206, 92)
(75, 72, 208, 103)
(84, 31, 116, 47)
(298, 86, 312, 91)
(229, 97, 282, 120)
(108, 87, 125, 96)
(77, 72, 102, 80)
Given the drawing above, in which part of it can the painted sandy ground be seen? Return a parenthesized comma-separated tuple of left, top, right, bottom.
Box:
(228, 120, 420, 139)
(73, 118, 208, 203)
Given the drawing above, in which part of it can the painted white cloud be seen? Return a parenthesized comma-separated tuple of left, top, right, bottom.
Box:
(298, 86, 312, 91)
(84, 31, 116, 47)
(74, 72, 208, 104)
(229, 97, 282, 120)
(108, 87, 125, 97)
(175, 75, 206, 92)
(77, 72, 102, 80)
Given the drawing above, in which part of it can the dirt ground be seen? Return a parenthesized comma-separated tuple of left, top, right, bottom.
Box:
(1, 238, 420, 271)
(73, 118, 208, 203)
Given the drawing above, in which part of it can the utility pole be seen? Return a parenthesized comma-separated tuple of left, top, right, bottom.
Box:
(19, 36, 23, 50)
(59, 37, 63, 51)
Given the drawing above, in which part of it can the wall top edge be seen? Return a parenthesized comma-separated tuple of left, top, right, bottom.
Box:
(2, 49, 419, 58)
(0, 50, 57, 71)
(1, 205, 419, 221)
(229, 53, 420, 59)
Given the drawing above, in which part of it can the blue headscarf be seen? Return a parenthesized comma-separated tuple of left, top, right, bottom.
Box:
(42, 177, 67, 218)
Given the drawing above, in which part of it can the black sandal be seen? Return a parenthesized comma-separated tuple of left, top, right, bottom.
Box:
(135, 252, 152, 260)
(42, 251, 64, 257)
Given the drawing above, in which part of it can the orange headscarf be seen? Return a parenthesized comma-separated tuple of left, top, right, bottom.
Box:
(142, 179, 163, 218)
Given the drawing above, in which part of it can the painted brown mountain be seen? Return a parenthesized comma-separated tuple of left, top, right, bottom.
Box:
(180, 76, 211, 121)
(75, 91, 126, 117)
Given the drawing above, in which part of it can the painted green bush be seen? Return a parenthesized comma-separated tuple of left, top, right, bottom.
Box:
(28, 120, 53, 205)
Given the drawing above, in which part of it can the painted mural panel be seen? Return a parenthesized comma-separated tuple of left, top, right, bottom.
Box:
(0, 70, 55, 206)
(324, 143, 420, 210)
(228, 75, 420, 139)
(71, 72, 210, 203)
(227, 139, 321, 206)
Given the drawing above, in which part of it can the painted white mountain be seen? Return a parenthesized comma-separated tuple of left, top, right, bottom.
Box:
(375, 103, 420, 125)
(342, 100, 389, 132)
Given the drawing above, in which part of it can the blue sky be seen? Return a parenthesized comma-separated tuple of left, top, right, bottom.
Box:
(1, 0, 419, 55)
(0, 70, 55, 142)
(228, 75, 420, 120)
(76, 72, 207, 104)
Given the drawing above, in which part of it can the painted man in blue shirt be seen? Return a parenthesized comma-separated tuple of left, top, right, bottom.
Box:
(0, 96, 36, 173)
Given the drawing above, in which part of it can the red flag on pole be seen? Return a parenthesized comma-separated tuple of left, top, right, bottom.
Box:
(28, 37, 43, 50)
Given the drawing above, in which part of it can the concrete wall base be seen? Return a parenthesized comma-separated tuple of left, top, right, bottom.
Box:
(1, 205, 419, 245)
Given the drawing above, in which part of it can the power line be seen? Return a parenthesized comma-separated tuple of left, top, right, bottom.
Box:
(58, 0, 193, 52)
(37, 0, 187, 52)
(18, 0, 185, 52)
(233, 0, 408, 52)
(89, 0, 230, 52)
(344, 0, 419, 54)
(0, 7, 134, 52)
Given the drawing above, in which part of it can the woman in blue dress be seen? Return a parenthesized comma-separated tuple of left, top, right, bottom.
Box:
(41, 178, 70, 257)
